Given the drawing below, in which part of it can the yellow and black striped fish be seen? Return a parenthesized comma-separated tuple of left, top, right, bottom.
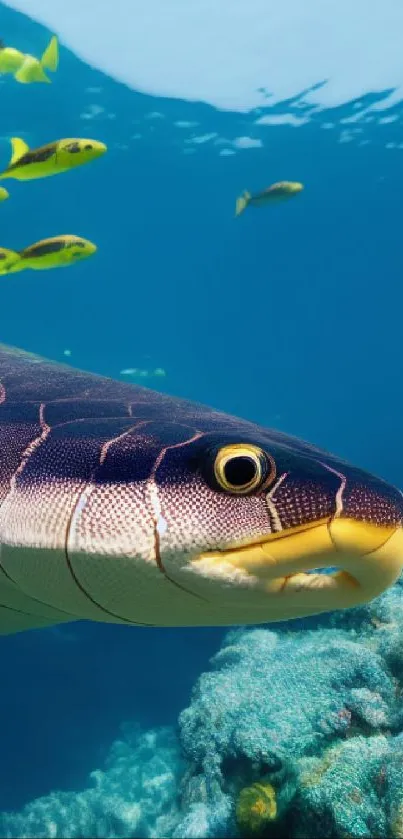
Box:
(0, 136, 107, 182)
(0, 235, 97, 275)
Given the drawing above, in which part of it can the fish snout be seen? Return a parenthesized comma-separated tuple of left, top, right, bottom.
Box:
(289, 181, 304, 193)
(85, 240, 97, 256)
(191, 516, 403, 621)
(252, 517, 403, 605)
(327, 517, 403, 601)
(89, 141, 107, 157)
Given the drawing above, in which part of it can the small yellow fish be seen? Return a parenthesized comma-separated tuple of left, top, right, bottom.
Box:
(0, 235, 97, 276)
(235, 181, 304, 216)
(0, 35, 58, 84)
(0, 187, 9, 201)
(0, 136, 107, 182)
(0, 247, 22, 274)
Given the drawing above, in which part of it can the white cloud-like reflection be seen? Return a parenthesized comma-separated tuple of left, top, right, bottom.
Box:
(3, 0, 403, 112)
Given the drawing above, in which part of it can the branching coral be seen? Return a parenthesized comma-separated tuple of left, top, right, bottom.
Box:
(3, 580, 403, 838)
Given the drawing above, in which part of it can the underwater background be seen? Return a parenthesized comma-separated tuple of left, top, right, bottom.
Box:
(0, 1, 403, 836)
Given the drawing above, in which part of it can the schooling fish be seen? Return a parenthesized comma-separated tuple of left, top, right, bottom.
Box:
(235, 181, 303, 217)
(0, 34, 58, 84)
(0, 236, 97, 275)
(0, 136, 107, 182)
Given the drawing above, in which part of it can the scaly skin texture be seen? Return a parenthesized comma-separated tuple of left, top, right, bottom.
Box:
(0, 343, 400, 634)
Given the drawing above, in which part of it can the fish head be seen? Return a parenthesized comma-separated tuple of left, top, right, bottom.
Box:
(56, 138, 107, 168)
(282, 181, 304, 194)
(65, 236, 97, 262)
(0, 358, 402, 631)
(146, 421, 403, 624)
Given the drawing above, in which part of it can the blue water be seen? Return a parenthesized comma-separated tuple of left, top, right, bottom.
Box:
(0, 0, 403, 827)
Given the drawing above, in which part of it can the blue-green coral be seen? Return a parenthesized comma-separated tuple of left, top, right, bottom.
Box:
(3, 579, 403, 837)
(0, 727, 184, 838)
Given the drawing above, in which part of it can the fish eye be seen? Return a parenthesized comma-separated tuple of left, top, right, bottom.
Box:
(64, 142, 80, 154)
(84, 144, 93, 150)
(212, 443, 275, 495)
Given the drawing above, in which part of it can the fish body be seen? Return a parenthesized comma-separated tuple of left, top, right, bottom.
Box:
(0, 137, 107, 182)
(0, 234, 97, 276)
(20, 235, 97, 270)
(0, 237, 96, 276)
(235, 181, 303, 216)
(0, 344, 401, 635)
(0, 35, 58, 84)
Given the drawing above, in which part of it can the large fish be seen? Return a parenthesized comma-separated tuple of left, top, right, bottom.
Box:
(0, 343, 401, 635)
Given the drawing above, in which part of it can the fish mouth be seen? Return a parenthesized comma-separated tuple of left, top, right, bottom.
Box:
(289, 182, 303, 193)
(193, 519, 403, 618)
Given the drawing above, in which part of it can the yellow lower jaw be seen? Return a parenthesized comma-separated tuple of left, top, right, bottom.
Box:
(195, 520, 403, 618)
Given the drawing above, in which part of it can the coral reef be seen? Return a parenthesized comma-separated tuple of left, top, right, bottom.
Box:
(3, 578, 403, 837)
(0, 727, 183, 838)
(175, 577, 403, 837)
